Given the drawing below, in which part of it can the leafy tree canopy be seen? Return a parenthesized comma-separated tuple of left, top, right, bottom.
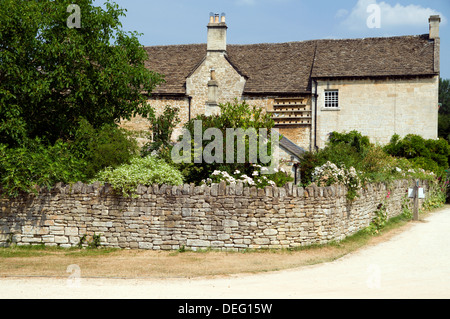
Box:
(439, 78, 450, 114)
(0, 0, 163, 146)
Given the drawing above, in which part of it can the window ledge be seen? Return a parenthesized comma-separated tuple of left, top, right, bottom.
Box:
(321, 107, 341, 111)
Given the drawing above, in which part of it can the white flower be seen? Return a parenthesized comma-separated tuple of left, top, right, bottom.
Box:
(212, 170, 221, 176)
(395, 167, 402, 172)
(252, 171, 259, 176)
(234, 170, 240, 174)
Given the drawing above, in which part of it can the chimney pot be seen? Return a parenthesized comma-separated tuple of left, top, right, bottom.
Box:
(207, 12, 228, 53)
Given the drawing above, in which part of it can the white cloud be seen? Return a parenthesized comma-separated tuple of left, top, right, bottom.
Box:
(335, 9, 349, 19)
(338, 0, 447, 31)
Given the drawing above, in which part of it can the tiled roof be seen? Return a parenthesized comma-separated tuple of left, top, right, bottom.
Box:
(227, 41, 317, 94)
(312, 34, 436, 78)
(144, 44, 207, 95)
(144, 34, 437, 95)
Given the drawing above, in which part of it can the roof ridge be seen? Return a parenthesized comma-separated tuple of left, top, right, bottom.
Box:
(143, 34, 429, 49)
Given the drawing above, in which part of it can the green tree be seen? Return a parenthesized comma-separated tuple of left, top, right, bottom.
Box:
(0, 0, 163, 147)
(142, 105, 181, 162)
(73, 118, 139, 179)
(384, 134, 450, 174)
(438, 78, 450, 141)
(0, 0, 163, 196)
(439, 78, 450, 114)
(175, 100, 276, 185)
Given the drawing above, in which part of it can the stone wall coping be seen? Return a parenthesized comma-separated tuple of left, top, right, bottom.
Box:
(0, 179, 425, 199)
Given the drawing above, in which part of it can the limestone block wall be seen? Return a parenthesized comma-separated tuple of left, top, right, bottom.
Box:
(120, 96, 190, 146)
(186, 52, 246, 118)
(315, 76, 439, 148)
(0, 179, 426, 250)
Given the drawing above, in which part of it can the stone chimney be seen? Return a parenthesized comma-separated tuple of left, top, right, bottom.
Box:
(429, 15, 441, 39)
(207, 13, 227, 53)
(429, 15, 441, 73)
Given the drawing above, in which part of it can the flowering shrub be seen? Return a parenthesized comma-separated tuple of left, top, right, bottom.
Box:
(312, 161, 361, 187)
(366, 202, 388, 235)
(201, 164, 292, 188)
(312, 161, 361, 200)
(93, 156, 184, 197)
(377, 161, 436, 181)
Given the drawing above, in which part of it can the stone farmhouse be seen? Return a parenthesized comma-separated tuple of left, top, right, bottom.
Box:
(123, 13, 441, 171)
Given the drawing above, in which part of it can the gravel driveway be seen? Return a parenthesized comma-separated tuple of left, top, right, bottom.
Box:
(1, 207, 450, 299)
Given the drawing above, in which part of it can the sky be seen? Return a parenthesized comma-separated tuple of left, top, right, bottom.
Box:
(93, 0, 450, 79)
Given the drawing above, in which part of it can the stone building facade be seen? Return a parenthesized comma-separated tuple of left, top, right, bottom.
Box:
(123, 14, 441, 170)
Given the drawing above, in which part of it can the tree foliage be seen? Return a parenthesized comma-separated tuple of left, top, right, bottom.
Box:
(438, 78, 450, 141)
(176, 100, 277, 185)
(384, 134, 450, 174)
(0, 0, 163, 146)
(142, 105, 181, 161)
(299, 131, 449, 188)
(73, 118, 139, 179)
(0, 0, 162, 196)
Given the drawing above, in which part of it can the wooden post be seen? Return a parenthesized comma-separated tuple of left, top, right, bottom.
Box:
(413, 181, 419, 221)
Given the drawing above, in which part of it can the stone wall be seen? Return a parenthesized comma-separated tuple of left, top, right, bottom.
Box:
(120, 96, 190, 146)
(0, 179, 426, 250)
(186, 51, 247, 117)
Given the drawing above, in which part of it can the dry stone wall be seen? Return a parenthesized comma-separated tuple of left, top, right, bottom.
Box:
(0, 179, 425, 250)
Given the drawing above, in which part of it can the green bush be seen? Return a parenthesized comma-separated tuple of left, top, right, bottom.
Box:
(176, 99, 276, 185)
(0, 139, 87, 197)
(0, 119, 141, 196)
(73, 118, 139, 178)
(142, 105, 181, 162)
(93, 156, 184, 197)
(329, 130, 370, 154)
(384, 134, 450, 175)
(300, 131, 445, 188)
(365, 202, 388, 235)
(300, 131, 369, 186)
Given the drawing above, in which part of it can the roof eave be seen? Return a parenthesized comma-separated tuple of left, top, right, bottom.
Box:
(311, 73, 439, 81)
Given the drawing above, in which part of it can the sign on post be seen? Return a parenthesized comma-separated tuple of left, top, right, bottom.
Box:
(408, 187, 424, 199)
(408, 181, 423, 221)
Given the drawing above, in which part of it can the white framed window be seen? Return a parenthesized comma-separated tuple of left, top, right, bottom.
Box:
(324, 90, 339, 108)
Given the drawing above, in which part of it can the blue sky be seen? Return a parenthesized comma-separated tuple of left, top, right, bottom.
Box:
(93, 0, 449, 78)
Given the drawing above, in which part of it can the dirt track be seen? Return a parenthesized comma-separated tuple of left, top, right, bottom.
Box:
(1, 207, 450, 299)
